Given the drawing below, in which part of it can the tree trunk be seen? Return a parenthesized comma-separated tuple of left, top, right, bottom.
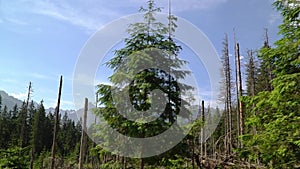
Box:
(235, 43, 244, 142)
(201, 100, 206, 158)
(50, 76, 63, 169)
(79, 98, 88, 169)
(20, 82, 32, 148)
(222, 34, 233, 154)
(140, 158, 144, 169)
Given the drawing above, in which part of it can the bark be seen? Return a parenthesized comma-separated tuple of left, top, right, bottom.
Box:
(79, 98, 88, 169)
(235, 43, 244, 141)
(50, 76, 63, 169)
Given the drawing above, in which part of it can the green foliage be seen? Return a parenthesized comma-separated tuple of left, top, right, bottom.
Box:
(0, 147, 29, 169)
(33, 150, 51, 169)
(100, 160, 123, 169)
(94, 0, 195, 167)
(242, 1, 300, 168)
(0, 99, 82, 168)
(161, 155, 192, 169)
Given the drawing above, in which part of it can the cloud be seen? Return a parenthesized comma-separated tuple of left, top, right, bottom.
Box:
(44, 98, 74, 109)
(61, 100, 75, 108)
(29, 73, 50, 79)
(26, 1, 122, 33)
(31, 2, 101, 33)
(176, 0, 228, 11)
(1, 0, 229, 34)
(5, 18, 28, 25)
(128, 0, 228, 12)
(1, 1, 120, 33)
(94, 80, 112, 86)
(269, 13, 281, 25)
(1, 78, 18, 84)
(10, 92, 27, 100)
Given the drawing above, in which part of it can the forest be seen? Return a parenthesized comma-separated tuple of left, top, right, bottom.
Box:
(0, 0, 299, 168)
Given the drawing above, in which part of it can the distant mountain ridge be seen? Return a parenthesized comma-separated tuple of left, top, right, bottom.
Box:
(0, 90, 78, 121)
(0, 90, 24, 110)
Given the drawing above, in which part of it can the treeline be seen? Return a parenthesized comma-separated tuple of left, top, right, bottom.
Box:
(0, 99, 83, 168)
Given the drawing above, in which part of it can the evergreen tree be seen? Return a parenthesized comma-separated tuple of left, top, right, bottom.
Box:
(0, 106, 10, 149)
(245, 50, 258, 97)
(31, 101, 47, 156)
(95, 0, 193, 167)
(9, 104, 20, 146)
(242, 0, 300, 168)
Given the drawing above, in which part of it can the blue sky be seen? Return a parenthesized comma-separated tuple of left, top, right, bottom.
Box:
(0, 0, 281, 110)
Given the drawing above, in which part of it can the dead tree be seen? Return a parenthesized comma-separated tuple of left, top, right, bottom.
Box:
(50, 76, 63, 169)
(200, 100, 206, 159)
(79, 98, 88, 169)
(222, 34, 233, 155)
(235, 43, 244, 144)
(20, 82, 32, 148)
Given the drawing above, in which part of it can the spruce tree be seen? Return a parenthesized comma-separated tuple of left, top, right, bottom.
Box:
(242, 0, 300, 167)
(95, 0, 193, 167)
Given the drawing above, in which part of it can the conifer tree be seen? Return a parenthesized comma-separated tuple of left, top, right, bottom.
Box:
(242, 1, 300, 167)
(96, 0, 193, 168)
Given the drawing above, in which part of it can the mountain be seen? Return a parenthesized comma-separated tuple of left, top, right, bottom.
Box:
(45, 104, 97, 125)
(0, 90, 79, 122)
(45, 108, 78, 122)
(0, 90, 23, 111)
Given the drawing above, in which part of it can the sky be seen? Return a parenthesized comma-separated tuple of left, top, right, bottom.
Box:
(0, 0, 282, 110)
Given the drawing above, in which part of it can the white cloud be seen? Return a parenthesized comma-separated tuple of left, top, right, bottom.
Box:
(27, 1, 122, 33)
(94, 79, 112, 87)
(5, 18, 28, 25)
(269, 13, 281, 25)
(177, 0, 228, 11)
(10, 92, 27, 100)
(31, 2, 101, 33)
(1, 0, 228, 33)
(128, 0, 228, 12)
(61, 100, 75, 107)
(29, 73, 50, 79)
(1, 78, 18, 84)
(1, 1, 120, 33)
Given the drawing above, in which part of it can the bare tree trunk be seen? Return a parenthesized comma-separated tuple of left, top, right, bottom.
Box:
(201, 100, 206, 159)
(20, 82, 32, 148)
(50, 76, 63, 169)
(235, 43, 244, 143)
(226, 38, 233, 155)
(222, 34, 233, 155)
(92, 93, 100, 168)
(27, 82, 35, 169)
(79, 98, 88, 169)
(140, 158, 144, 169)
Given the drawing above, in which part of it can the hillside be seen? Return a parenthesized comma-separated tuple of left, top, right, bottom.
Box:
(0, 90, 23, 111)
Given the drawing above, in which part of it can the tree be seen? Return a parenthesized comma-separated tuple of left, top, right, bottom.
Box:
(30, 101, 52, 168)
(245, 50, 258, 97)
(242, 0, 300, 168)
(18, 101, 30, 147)
(0, 105, 10, 149)
(220, 34, 234, 155)
(256, 29, 275, 93)
(0, 146, 29, 169)
(0, 94, 2, 112)
(95, 0, 193, 168)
